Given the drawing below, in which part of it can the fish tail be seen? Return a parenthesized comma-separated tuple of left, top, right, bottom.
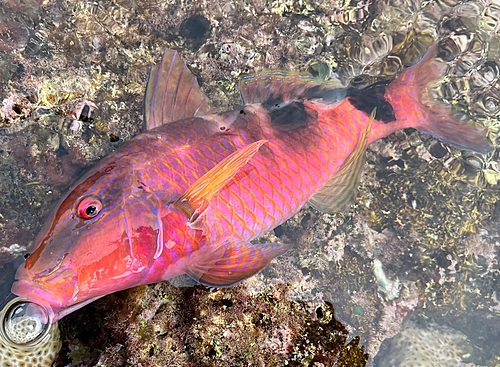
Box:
(385, 43, 493, 154)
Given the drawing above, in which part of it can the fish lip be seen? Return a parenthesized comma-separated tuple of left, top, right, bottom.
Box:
(10, 279, 65, 323)
(11, 279, 63, 306)
(10, 279, 102, 323)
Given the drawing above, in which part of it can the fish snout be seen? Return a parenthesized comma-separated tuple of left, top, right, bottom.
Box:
(12, 265, 78, 314)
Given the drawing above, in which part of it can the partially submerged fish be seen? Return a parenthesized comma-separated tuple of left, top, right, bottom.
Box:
(11, 43, 492, 323)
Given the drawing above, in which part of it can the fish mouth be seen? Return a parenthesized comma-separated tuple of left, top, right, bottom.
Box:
(11, 279, 74, 323)
(11, 280, 61, 321)
(10, 276, 104, 323)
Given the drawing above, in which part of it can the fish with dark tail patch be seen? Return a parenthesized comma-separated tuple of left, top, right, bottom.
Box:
(12, 44, 492, 322)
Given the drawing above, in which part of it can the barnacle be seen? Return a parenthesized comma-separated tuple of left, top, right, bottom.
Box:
(0, 299, 62, 367)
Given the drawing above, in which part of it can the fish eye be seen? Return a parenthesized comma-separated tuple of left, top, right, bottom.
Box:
(77, 196, 102, 219)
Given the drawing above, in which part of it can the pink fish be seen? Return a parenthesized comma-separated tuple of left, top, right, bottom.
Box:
(12, 44, 492, 322)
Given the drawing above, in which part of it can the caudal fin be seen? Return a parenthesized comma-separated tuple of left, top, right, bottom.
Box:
(386, 43, 494, 154)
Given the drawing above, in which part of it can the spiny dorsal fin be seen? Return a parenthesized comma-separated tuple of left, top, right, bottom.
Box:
(186, 240, 289, 287)
(239, 70, 347, 105)
(308, 109, 376, 213)
(143, 48, 215, 131)
(173, 140, 268, 222)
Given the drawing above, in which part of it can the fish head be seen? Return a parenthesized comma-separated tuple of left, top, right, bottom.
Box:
(11, 158, 161, 322)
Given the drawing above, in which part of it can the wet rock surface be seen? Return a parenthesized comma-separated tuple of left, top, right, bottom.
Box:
(56, 284, 367, 366)
(0, 0, 499, 366)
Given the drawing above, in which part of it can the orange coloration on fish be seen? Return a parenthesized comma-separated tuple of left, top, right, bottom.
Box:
(12, 44, 492, 322)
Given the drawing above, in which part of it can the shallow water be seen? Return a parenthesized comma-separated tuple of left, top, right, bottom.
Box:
(0, 0, 499, 366)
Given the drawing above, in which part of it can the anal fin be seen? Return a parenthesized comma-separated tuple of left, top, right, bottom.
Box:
(308, 109, 375, 213)
(186, 241, 288, 287)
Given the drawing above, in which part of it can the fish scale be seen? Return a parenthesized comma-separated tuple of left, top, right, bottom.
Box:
(136, 106, 337, 236)
(11, 44, 493, 321)
(134, 109, 358, 272)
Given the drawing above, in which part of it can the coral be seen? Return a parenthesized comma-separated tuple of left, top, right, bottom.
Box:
(375, 322, 480, 367)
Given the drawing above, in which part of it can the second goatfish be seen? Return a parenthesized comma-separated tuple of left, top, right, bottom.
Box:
(12, 42, 492, 322)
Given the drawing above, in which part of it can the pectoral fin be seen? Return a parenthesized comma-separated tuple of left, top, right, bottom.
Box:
(174, 140, 268, 222)
(187, 240, 289, 287)
(308, 109, 375, 213)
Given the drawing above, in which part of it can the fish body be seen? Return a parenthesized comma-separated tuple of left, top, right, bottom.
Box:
(11, 46, 492, 322)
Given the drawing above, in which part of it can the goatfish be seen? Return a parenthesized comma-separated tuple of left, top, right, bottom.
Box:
(11, 43, 492, 322)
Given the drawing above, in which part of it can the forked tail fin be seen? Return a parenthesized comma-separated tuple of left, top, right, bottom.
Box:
(386, 43, 494, 154)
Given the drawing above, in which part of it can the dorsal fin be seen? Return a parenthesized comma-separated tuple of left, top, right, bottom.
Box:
(308, 109, 376, 213)
(238, 70, 347, 105)
(143, 48, 215, 131)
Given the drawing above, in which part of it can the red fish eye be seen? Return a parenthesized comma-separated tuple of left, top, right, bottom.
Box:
(77, 196, 102, 219)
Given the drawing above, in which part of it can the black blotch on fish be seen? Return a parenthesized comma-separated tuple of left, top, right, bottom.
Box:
(347, 81, 396, 124)
(305, 85, 348, 103)
(263, 97, 318, 131)
(316, 307, 324, 319)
